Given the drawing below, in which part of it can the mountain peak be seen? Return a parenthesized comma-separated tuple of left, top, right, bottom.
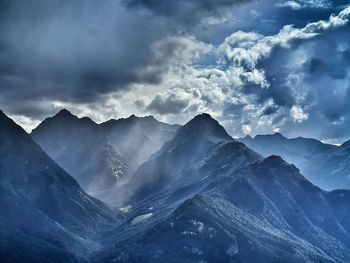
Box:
(191, 113, 214, 121)
(55, 108, 76, 119)
(260, 155, 298, 173)
(254, 132, 287, 141)
(273, 132, 284, 137)
(31, 109, 98, 137)
(0, 110, 24, 135)
(128, 114, 157, 122)
(173, 113, 232, 143)
(241, 134, 253, 141)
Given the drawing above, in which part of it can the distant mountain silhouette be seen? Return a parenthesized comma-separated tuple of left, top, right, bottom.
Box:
(239, 133, 350, 190)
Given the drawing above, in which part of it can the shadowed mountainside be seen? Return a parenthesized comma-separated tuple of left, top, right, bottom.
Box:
(0, 110, 116, 262)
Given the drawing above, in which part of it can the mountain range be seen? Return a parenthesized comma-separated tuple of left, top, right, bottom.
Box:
(2, 109, 350, 262)
(31, 109, 179, 204)
(239, 133, 350, 190)
(92, 114, 350, 263)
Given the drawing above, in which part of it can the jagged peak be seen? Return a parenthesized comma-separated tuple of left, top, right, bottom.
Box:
(48, 109, 99, 126)
(54, 108, 77, 119)
(31, 109, 98, 135)
(174, 113, 232, 142)
(102, 114, 169, 128)
(0, 110, 31, 142)
(128, 114, 157, 122)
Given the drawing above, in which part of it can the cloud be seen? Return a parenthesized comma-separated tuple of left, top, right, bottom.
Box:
(138, 6, 350, 140)
(290, 105, 309, 122)
(277, 0, 331, 10)
(147, 94, 191, 115)
(0, 1, 210, 114)
(123, 0, 253, 25)
(2, 0, 350, 143)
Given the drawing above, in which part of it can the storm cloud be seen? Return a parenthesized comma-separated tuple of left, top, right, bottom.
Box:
(0, 0, 252, 121)
(1, 0, 350, 144)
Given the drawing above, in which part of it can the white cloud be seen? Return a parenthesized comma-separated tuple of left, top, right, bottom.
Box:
(277, 0, 331, 9)
(153, 6, 349, 131)
(13, 6, 350, 138)
(290, 105, 309, 123)
(242, 124, 252, 134)
(9, 115, 41, 133)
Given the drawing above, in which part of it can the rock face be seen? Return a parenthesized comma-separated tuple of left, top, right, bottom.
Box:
(238, 133, 350, 190)
(0, 110, 115, 262)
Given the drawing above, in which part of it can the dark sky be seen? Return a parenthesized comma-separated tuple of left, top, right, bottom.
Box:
(1, 0, 350, 143)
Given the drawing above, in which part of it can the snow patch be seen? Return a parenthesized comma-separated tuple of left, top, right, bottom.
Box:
(119, 205, 132, 213)
(131, 213, 153, 225)
(201, 176, 209, 181)
(190, 220, 204, 234)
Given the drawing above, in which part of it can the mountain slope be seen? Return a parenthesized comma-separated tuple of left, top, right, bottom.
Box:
(302, 139, 350, 190)
(0, 110, 115, 261)
(100, 114, 180, 165)
(31, 109, 129, 194)
(95, 156, 350, 263)
(31, 110, 179, 197)
(125, 113, 261, 202)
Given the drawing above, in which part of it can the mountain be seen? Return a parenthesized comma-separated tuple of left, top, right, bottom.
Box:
(0, 110, 115, 262)
(31, 109, 129, 194)
(93, 114, 262, 257)
(4, 110, 350, 262)
(239, 133, 336, 169)
(31, 110, 179, 199)
(96, 156, 350, 262)
(301, 139, 350, 190)
(124, 113, 262, 202)
(238, 133, 350, 190)
(92, 114, 350, 262)
(100, 114, 180, 165)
